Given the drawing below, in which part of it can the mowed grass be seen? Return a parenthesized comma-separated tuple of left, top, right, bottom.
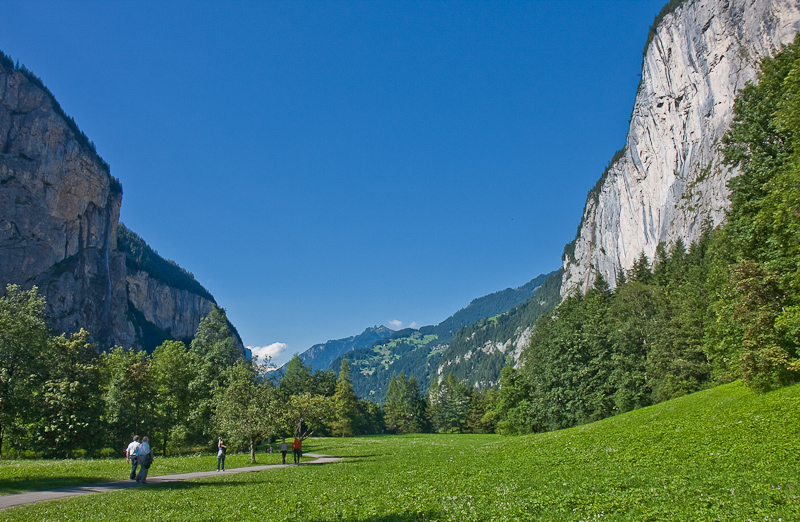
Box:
(1, 381, 798, 521)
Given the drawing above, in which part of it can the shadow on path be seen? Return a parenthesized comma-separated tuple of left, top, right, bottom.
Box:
(0, 453, 341, 511)
(0, 477, 112, 496)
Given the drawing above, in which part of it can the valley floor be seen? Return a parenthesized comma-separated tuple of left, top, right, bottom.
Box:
(0, 381, 797, 521)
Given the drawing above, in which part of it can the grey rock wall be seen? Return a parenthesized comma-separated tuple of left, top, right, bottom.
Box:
(562, 0, 800, 296)
(0, 59, 134, 346)
(0, 59, 235, 351)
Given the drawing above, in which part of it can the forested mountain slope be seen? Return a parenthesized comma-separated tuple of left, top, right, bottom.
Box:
(437, 268, 563, 387)
(331, 271, 557, 402)
(299, 325, 394, 372)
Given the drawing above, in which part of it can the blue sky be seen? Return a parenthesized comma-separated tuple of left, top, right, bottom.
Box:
(1, 0, 666, 367)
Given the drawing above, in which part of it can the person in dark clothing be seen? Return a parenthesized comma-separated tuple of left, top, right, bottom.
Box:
(217, 438, 227, 471)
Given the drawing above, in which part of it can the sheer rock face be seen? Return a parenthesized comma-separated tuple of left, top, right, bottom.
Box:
(562, 0, 800, 297)
(0, 61, 223, 350)
(126, 270, 217, 342)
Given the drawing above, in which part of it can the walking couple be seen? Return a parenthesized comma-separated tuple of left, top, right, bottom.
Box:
(125, 435, 153, 483)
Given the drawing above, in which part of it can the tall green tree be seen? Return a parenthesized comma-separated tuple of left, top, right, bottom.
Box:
(150, 340, 195, 455)
(282, 392, 334, 439)
(188, 306, 241, 445)
(331, 359, 358, 437)
(383, 372, 425, 434)
(0, 285, 49, 455)
(34, 329, 104, 458)
(215, 360, 283, 462)
(716, 35, 800, 390)
(101, 347, 155, 451)
(428, 373, 470, 434)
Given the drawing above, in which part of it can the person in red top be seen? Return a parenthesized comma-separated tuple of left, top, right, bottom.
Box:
(292, 437, 302, 464)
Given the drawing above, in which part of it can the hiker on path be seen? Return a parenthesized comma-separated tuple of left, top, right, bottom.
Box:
(125, 435, 140, 480)
(217, 438, 227, 471)
(280, 438, 288, 464)
(135, 436, 152, 484)
(292, 437, 302, 464)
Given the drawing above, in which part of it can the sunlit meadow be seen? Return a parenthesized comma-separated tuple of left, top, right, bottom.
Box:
(1, 381, 797, 521)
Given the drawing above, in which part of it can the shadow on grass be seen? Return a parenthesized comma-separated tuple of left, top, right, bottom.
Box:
(325, 453, 386, 459)
(0, 477, 114, 496)
(306, 513, 439, 522)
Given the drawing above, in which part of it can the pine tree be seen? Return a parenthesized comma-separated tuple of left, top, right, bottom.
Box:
(331, 359, 358, 437)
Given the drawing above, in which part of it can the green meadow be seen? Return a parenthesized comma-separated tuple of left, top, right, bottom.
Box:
(1, 381, 797, 521)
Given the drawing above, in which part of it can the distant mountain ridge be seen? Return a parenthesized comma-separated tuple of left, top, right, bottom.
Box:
(299, 325, 395, 371)
(328, 271, 559, 402)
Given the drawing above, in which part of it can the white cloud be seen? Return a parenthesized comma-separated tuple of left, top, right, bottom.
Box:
(388, 320, 418, 330)
(248, 342, 291, 368)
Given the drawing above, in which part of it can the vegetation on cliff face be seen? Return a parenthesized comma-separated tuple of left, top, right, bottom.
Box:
(117, 223, 214, 302)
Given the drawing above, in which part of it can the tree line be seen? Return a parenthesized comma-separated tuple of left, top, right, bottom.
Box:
(0, 289, 381, 460)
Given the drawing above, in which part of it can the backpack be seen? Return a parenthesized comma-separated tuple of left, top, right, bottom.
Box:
(142, 451, 153, 468)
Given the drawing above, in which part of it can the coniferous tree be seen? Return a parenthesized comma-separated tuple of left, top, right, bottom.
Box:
(428, 373, 469, 433)
(188, 306, 241, 445)
(331, 359, 358, 437)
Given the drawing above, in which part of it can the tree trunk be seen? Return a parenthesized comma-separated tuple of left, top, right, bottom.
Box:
(250, 437, 255, 463)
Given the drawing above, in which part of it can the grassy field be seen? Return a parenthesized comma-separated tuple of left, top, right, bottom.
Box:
(0, 380, 798, 521)
(0, 450, 308, 495)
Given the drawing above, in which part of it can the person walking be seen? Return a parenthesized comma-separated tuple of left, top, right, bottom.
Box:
(135, 436, 152, 484)
(292, 437, 302, 464)
(217, 438, 227, 471)
(280, 438, 288, 465)
(125, 435, 140, 480)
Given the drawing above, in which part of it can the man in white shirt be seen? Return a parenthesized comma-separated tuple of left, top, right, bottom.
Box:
(125, 435, 140, 480)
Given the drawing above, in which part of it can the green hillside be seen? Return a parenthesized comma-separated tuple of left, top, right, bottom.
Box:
(332, 271, 558, 402)
(3, 381, 797, 520)
(438, 268, 563, 387)
(299, 326, 395, 372)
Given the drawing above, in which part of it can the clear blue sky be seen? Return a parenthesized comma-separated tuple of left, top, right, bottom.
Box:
(1, 0, 666, 367)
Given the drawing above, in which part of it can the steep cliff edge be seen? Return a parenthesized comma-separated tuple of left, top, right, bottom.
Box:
(562, 0, 800, 296)
(0, 54, 133, 347)
(0, 53, 242, 352)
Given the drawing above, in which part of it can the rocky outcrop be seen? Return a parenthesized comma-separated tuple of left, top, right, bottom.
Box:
(562, 0, 800, 296)
(0, 55, 237, 351)
(126, 270, 217, 342)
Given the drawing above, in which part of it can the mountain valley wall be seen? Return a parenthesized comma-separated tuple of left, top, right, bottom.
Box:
(562, 0, 800, 296)
(0, 58, 233, 351)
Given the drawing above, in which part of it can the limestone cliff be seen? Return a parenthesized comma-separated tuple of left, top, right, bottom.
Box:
(562, 0, 800, 296)
(0, 54, 241, 352)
